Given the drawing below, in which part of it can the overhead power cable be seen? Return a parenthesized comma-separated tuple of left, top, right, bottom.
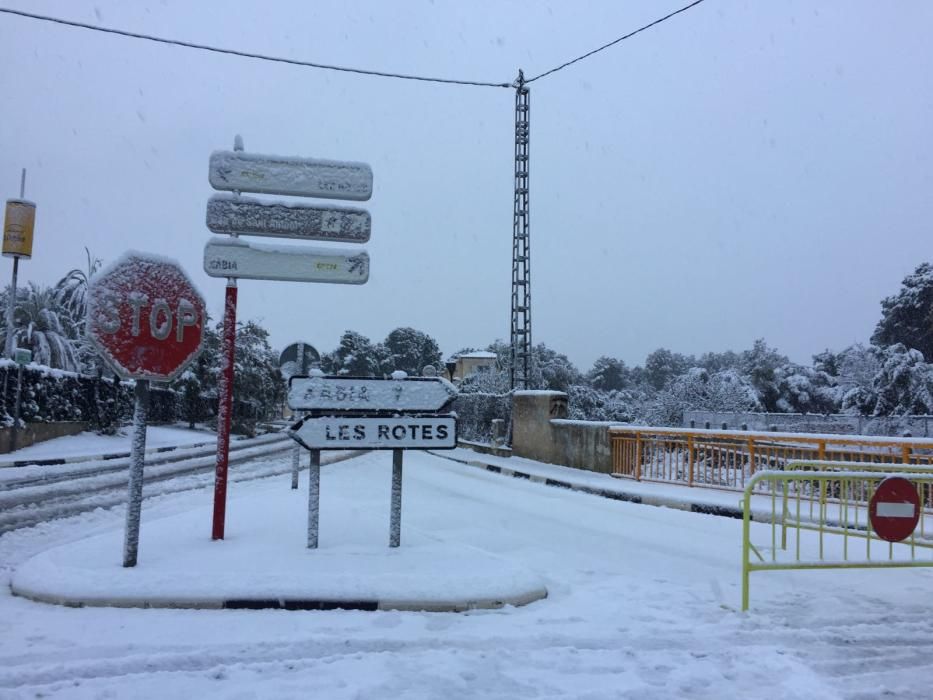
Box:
(0, 6, 513, 88)
(526, 0, 708, 83)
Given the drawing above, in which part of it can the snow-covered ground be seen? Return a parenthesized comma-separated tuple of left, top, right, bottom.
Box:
(3, 424, 218, 463)
(2, 450, 932, 699)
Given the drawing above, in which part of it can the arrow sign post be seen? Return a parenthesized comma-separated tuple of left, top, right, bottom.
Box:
(204, 238, 369, 284)
(209, 150, 373, 200)
(206, 195, 371, 243)
(286, 374, 459, 549)
(288, 415, 457, 450)
(287, 375, 458, 413)
(205, 139, 374, 543)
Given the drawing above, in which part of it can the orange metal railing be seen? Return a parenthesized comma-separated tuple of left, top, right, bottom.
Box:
(608, 426, 933, 493)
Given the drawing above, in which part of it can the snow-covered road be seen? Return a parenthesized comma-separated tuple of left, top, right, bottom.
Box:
(2, 451, 932, 699)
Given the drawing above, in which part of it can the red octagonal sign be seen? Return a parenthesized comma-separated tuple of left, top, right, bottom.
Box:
(869, 476, 920, 543)
(87, 252, 207, 381)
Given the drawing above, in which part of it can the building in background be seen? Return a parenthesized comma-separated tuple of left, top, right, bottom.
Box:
(450, 351, 497, 382)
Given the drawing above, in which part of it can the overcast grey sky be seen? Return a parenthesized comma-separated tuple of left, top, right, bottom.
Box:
(1, 1, 931, 371)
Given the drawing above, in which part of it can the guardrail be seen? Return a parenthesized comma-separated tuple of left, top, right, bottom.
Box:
(741, 465, 933, 610)
(608, 426, 933, 492)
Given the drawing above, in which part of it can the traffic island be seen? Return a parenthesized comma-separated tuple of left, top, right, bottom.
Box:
(10, 478, 548, 612)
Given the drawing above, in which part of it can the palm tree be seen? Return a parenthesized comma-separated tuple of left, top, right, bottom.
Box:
(54, 247, 102, 336)
(10, 282, 81, 371)
(54, 247, 102, 372)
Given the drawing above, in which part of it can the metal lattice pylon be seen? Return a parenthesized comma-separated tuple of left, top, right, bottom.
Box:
(510, 70, 532, 391)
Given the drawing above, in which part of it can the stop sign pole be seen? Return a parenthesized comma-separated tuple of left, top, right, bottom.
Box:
(87, 252, 206, 567)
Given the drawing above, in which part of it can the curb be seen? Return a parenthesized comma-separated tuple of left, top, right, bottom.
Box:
(0, 436, 236, 469)
(13, 587, 548, 613)
(431, 452, 753, 522)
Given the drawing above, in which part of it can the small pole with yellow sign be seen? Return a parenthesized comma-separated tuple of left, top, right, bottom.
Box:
(3, 169, 35, 360)
(4, 169, 35, 451)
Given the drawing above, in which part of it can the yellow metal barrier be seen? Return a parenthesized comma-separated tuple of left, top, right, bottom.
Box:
(609, 426, 933, 492)
(741, 466, 933, 611)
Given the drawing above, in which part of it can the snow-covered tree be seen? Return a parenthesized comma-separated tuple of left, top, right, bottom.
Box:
(323, 330, 380, 376)
(644, 348, 694, 391)
(817, 344, 881, 414)
(4, 283, 81, 371)
(53, 248, 103, 372)
(698, 350, 742, 373)
(586, 356, 628, 391)
(381, 327, 442, 376)
(531, 343, 582, 392)
(740, 339, 789, 411)
(646, 367, 761, 426)
(568, 384, 641, 422)
(53, 247, 101, 333)
(772, 363, 836, 414)
(869, 343, 933, 416)
(234, 321, 282, 415)
(872, 262, 933, 360)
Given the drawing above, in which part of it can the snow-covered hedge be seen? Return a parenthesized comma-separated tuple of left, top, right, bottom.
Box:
(453, 392, 511, 442)
(0, 360, 180, 430)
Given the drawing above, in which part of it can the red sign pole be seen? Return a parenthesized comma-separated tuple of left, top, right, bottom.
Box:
(212, 280, 237, 540)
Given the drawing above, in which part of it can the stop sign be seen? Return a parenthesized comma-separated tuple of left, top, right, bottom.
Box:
(87, 252, 207, 381)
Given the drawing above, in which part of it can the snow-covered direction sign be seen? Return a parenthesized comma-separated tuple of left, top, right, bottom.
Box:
(209, 150, 373, 201)
(289, 415, 457, 450)
(287, 376, 458, 413)
(203, 238, 369, 284)
(206, 195, 371, 243)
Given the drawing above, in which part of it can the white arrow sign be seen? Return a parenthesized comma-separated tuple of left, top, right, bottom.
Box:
(287, 376, 458, 412)
(209, 151, 373, 201)
(203, 238, 369, 284)
(206, 195, 371, 243)
(288, 415, 457, 450)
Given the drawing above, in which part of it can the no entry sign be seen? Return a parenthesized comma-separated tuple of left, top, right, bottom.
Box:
(87, 252, 207, 381)
(869, 477, 921, 543)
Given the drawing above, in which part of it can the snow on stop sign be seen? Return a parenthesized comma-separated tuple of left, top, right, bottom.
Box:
(87, 252, 206, 381)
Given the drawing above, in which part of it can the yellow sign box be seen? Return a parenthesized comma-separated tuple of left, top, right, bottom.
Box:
(3, 199, 36, 258)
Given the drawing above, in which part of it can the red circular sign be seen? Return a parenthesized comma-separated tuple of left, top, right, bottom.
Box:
(87, 252, 207, 381)
(869, 477, 920, 543)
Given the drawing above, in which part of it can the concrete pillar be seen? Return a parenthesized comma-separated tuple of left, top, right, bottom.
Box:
(512, 391, 567, 464)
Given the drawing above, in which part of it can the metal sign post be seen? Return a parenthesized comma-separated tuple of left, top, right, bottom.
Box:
(286, 374, 458, 549)
(279, 342, 319, 490)
(212, 280, 237, 540)
(123, 379, 149, 567)
(3, 168, 35, 360)
(307, 449, 321, 548)
(86, 253, 206, 567)
(204, 138, 373, 539)
(389, 449, 403, 548)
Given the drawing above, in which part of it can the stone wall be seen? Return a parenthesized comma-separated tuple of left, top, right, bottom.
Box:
(683, 410, 933, 437)
(511, 391, 618, 473)
(0, 421, 89, 454)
